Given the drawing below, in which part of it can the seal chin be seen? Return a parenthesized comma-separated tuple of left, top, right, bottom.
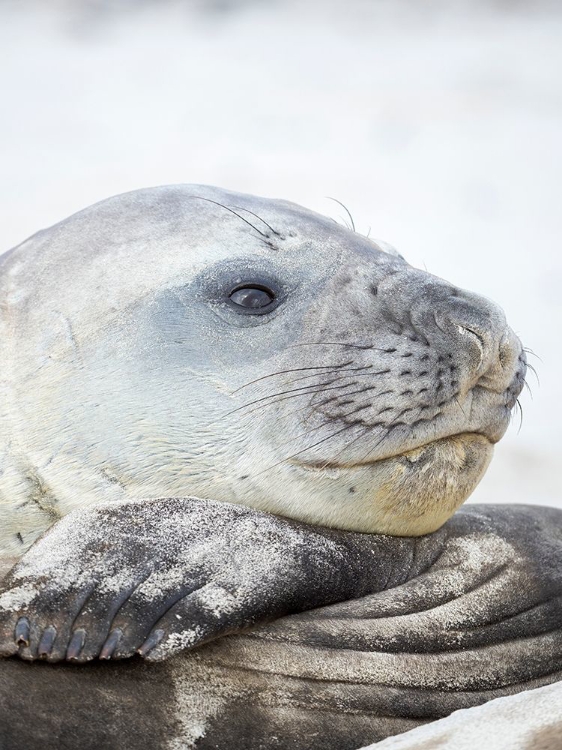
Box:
(293, 433, 493, 536)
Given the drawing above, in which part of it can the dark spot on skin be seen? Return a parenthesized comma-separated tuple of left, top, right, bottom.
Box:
(438, 401, 447, 407)
(400, 370, 412, 376)
(239, 475, 248, 480)
(16, 532, 24, 545)
(401, 352, 413, 358)
(371, 284, 378, 296)
(383, 347, 397, 354)
(419, 370, 428, 376)
(400, 390, 414, 396)
(349, 487, 356, 494)
(418, 387, 429, 394)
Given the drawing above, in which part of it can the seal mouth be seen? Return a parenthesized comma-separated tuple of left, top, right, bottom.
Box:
(292, 432, 491, 471)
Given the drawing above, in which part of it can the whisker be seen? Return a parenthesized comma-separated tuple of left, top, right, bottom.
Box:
(515, 399, 524, 433)
(316, 424, 374, 470)
(190, 196, 269, 238)
(268, 397, 386, 454)
(250, 423, 358, 478)
(289, 342, 388, 351)
(326, 197, 356, 232)
(352, 420, 414, 468)
(223, 381, 355, 420)
(225, 379, 341, 415)
(332, 378, 392, 398)
(343, 406, 425, 470)
(231, 362, 354, 393)
(525, 361, 540, 386)
(453, 396, 467, 418)
(523, 347, 542, 362)
(232, 206, 282, 237)
(239, 365, 380, 395)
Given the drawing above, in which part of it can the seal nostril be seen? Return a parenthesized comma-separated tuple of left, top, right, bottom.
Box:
(499, 337, 516, 370)
(456, 324, 485, 368)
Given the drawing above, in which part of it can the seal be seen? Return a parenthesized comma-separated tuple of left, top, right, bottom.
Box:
(0, 185, 540, 748)
(0, 184, 527, 558)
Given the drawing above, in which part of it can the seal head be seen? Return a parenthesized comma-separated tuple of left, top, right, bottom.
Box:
(0, 185, 526, 552)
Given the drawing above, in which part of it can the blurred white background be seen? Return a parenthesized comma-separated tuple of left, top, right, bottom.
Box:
(1, 0, 560, 508)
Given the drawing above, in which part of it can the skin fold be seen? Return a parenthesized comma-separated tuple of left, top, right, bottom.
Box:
(0, 502, 562, 749)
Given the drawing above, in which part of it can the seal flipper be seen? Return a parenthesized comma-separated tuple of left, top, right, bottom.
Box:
(2, 501, 561, 666)
(0, 496, 420, 663)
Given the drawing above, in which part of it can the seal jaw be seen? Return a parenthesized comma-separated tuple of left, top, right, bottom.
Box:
(288, 432, 493, 537)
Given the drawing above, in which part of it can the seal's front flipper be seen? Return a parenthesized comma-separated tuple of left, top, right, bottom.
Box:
(0, 496, 418, 663)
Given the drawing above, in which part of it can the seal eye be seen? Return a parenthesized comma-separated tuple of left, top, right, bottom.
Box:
(229, 285, 276, 311)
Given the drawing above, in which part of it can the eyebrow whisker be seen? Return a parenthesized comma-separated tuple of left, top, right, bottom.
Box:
(190, 196, 270, 238)
(326, 197, 356, 232)
(232, 206, 282, 237)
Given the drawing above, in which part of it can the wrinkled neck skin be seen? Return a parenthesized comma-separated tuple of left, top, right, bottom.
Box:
(0, 185, 525, 557)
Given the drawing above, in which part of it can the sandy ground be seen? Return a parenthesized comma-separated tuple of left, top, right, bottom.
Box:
(1, 0, 560, 509)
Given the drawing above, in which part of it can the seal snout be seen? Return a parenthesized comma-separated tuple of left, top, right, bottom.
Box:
(432, 289, 526, 401)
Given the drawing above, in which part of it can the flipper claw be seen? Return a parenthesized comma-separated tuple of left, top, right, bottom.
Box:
(14, 617, 30, 647)
(66, 629, 86, 661)
(100, 628, 122, 659)
(38, 626, 57, 658)
(138, 628, 165, 658)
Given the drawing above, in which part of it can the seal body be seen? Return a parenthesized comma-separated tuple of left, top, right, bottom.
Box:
(0, 186, 526, 555)
(1, 503, 562, 750)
